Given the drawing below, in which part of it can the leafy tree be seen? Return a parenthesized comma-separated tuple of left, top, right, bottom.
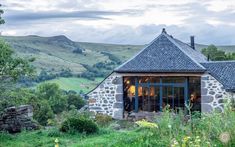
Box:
(0, 4, 33, 86)
(33, 100, 54, 126)
(0, 40, 34, 112)
(67, 94, 85, 110)
(201, 45, 226, 61)
(37, 83, 68, 114)
(0, 40, 34, 87)
(0, 4, 5, 25)
(201, 45, 231, 61)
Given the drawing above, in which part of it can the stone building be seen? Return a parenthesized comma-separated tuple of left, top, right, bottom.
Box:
(87, 29, 235, 119)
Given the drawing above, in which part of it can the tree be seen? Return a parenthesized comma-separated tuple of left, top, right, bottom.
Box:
(37, 83, 68, 114)
(33, 100, 54, 126)
(0, 7, 34, 89)
(0, 40, 34, 94)
(0, 4, 5, 25)
(67, 94, 85, 110)
(201, 45, 227, 61)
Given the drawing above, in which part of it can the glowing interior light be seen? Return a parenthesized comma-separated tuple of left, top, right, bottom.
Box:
(129, 85, 135, 95)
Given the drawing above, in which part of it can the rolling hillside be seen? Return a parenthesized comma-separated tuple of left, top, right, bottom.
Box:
(1, 35, 234, 75)
(0, 35, 144, 75)
(1, 35, 234, 93)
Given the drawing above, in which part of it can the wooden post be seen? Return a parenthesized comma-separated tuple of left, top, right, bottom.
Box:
(135, 77, 138, 112)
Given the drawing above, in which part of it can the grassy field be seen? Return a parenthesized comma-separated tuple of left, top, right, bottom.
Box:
(0, 128, 147, 147)
(1, 107, 235, 147)
(43, 77, 104, 93)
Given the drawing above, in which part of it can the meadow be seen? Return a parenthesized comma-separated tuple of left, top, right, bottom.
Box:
(44, 77, 103, 93)
(1, 104, 235, 147)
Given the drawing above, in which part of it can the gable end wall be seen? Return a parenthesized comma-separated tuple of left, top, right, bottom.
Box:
(201, 73, 231, 112)
(88, 73, 123, 119)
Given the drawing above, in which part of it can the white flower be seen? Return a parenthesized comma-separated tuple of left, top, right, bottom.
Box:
(219, 132, 230, 144)
(168, 124, 172, 128)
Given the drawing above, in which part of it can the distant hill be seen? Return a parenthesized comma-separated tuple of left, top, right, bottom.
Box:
(0, 35, 234, 75)
(195, 44, 235, 53)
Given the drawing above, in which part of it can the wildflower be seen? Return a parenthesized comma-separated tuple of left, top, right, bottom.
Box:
(135, 119, 158, 128)
(168, 124, 172, 129)
(182, 136, 190, 142)
(171, 138, 179, 147)
(206, 141, 210, 145)
(219, 132, 230, 144)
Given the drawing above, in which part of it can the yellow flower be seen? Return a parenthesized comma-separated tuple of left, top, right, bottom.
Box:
(182, 136, 190, 142)
(135, 119, 158, 128)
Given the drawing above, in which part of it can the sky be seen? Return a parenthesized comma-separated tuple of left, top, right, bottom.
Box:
(1, 0, 235, 45)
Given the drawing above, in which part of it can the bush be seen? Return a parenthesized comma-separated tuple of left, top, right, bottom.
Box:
(47, 128, 62, 137)
(135, 119, 158, 129)
(37, 83, 68, 114)
(60, 116, 98, 134)
(67, 94, 85, 110)
(95, 113, 112, 127)
(33, 100, 54, 126)
(49, 95, 67, 114)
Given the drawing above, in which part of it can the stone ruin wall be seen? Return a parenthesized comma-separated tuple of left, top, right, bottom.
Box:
(88, 73, 123, 119)
(0, 105, 38, 133)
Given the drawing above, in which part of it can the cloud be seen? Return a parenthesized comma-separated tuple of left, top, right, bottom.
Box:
(1, 0, 235, 45)
(4, 10, 128, 22)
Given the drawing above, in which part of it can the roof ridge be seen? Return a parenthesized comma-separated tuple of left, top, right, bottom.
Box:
(162, 33, 206, 70)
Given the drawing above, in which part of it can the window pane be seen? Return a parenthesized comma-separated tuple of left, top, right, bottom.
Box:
(138, 77, 149, 83)
(149, 77, 160, 83)
(162, 77, 185, 83)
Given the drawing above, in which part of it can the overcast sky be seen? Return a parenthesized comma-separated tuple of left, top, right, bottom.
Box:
(1, 0, 235, 45)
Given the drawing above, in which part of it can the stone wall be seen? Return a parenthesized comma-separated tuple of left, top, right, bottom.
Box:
(88, 73, 123, 119)
(201, 73, 230, 113)
(0, 105, 39, 133)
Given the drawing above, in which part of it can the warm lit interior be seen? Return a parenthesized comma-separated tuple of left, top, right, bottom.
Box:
(123, 76, 201, 113)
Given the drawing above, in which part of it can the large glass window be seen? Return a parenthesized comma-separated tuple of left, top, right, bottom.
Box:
(123, 76, 201, 113)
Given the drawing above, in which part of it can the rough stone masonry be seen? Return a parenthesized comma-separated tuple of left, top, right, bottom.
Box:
(0, 105, 39, 133)
(88, 73, 123, 119)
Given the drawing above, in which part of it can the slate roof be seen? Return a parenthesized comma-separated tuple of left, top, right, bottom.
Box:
(201, 61, 235, 91)
(114, 30, 207, 73)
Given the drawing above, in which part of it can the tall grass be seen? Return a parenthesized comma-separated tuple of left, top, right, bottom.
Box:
(1, 101, 235, 147)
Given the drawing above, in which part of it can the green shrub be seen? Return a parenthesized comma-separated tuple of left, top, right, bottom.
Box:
(49, 95, 67, 114)
(60, 116, 98, 134)
(95, 113, 112, 127)
(37, 83, 68, 114)
(67, 94, 85, 110)
(47, 128, 62, 137)
(33, 100, 54, 126)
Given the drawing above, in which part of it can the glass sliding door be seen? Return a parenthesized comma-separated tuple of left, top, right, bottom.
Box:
(174, 87, 185, 111)
(153, 86, 160, 111)
(162, 86, 173, 109)
(162, 86, 185, 110)
(141, 86, 149, 111)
